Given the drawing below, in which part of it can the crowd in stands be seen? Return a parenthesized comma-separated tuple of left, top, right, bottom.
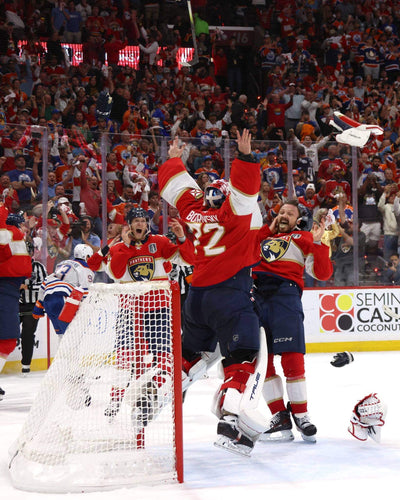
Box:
(2, 0, 400, 285)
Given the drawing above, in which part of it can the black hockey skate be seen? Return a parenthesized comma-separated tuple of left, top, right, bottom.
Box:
(214, 414, 254, 457)
(131, 382, 158, 427)
(288, 403, 317, 443)
(0, 387, 4, 400)
(259, 410, 294, 442)
(104, 399, 121, 421)
(21, 365, 30, 376)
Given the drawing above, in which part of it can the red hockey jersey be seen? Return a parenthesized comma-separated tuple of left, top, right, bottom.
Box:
(158, 157, 263, 287)
(106, 234, 195, 283)
(0, 206, 32, 278)
(253, 225, 333, 290)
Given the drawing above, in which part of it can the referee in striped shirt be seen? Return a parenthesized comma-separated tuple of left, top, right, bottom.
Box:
(19, 239, 47, 374)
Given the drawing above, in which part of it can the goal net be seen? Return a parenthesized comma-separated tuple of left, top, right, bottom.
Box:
(9, 281, 183, 493)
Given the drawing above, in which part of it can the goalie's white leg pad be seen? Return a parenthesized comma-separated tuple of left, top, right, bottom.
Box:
(182, 358, 208, 392)
(212, 328, 269, 439)
(182, 347, 222, 392)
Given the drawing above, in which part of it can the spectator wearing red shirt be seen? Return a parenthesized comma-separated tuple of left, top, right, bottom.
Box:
(0, 128, 23, 172)
(0, 174, 19, 212)
(80, 163, 102, 236)
(325, 165, 352, 202)
(211, 42, 228, 90)
(265, 92, 293, 139)
(317, 144, 347, 182)
(104, 34, 127, 67)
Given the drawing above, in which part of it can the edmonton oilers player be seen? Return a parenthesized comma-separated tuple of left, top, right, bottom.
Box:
(158, 130, 267, 456)
(33, 244, 94, 408)
(33, 244, 94, 337)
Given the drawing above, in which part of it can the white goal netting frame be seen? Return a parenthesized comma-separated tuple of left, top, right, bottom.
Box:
(9, 281, 183, 493)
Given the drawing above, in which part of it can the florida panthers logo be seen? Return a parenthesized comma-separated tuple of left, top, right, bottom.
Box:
(128, 256, 155, 281)
(261, 237, 290, 262)
(189, 188, 204, 200)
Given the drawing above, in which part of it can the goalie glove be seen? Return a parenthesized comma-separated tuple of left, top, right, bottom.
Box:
(348, 393, 387, 443)
(58, 287, 85, 323)
(32, 301, 45, 320)
(330, 351, 354, 367)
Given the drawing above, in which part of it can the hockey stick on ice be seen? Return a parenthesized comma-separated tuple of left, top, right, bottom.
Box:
(383, 304, 400, 320)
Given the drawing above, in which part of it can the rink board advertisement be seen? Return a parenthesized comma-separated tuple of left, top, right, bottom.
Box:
(4, 287, 400, 372)
(303, 287, 400, 352)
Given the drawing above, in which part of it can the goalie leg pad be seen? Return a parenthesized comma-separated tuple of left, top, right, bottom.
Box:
(182, 356, 208, 392)
(182, 346, 222, 392)
(213, 329, 268, 439)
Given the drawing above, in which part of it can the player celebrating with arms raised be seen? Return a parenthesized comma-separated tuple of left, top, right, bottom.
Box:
(158, 130, 266, 456)
(253, 200, 333, 443)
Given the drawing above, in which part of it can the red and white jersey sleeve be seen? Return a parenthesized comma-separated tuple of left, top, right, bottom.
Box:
(0, 207, 32, 278)
(159, 157, 263, 287)
(106, 234, 195, 283)
(253, 226, 333, 290)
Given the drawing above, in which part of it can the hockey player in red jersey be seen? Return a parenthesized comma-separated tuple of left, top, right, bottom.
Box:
(0, 205, 32, 400)
(253, 200, 333, 442)
(106, 207, 194, 283)
(103, 207, 195, 426)
(158, 130, 267, 456)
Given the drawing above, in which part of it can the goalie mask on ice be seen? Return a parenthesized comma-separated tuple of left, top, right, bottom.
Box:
(331, 111, 383, 148)
(204, 179, 230, 208)
(348, 393, 387, 443)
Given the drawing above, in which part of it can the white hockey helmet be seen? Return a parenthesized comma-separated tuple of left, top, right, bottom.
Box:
(74, 244, 93, 261)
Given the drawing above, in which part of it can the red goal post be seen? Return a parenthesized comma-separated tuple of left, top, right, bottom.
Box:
(9, 281, 183, 492)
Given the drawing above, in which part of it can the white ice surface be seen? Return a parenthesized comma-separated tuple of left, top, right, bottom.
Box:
(1, 351, 400, 500)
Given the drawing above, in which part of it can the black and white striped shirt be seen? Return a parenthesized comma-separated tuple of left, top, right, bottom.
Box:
(19, 260, 47, 305)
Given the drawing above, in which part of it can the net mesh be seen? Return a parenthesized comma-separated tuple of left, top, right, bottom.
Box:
(9, 282, 179, 493)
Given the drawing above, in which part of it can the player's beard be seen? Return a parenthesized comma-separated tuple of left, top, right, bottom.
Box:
(277, 217, 295, 233)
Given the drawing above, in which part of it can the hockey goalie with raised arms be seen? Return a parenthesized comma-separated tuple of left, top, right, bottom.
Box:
(158, 130, 268, 456)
